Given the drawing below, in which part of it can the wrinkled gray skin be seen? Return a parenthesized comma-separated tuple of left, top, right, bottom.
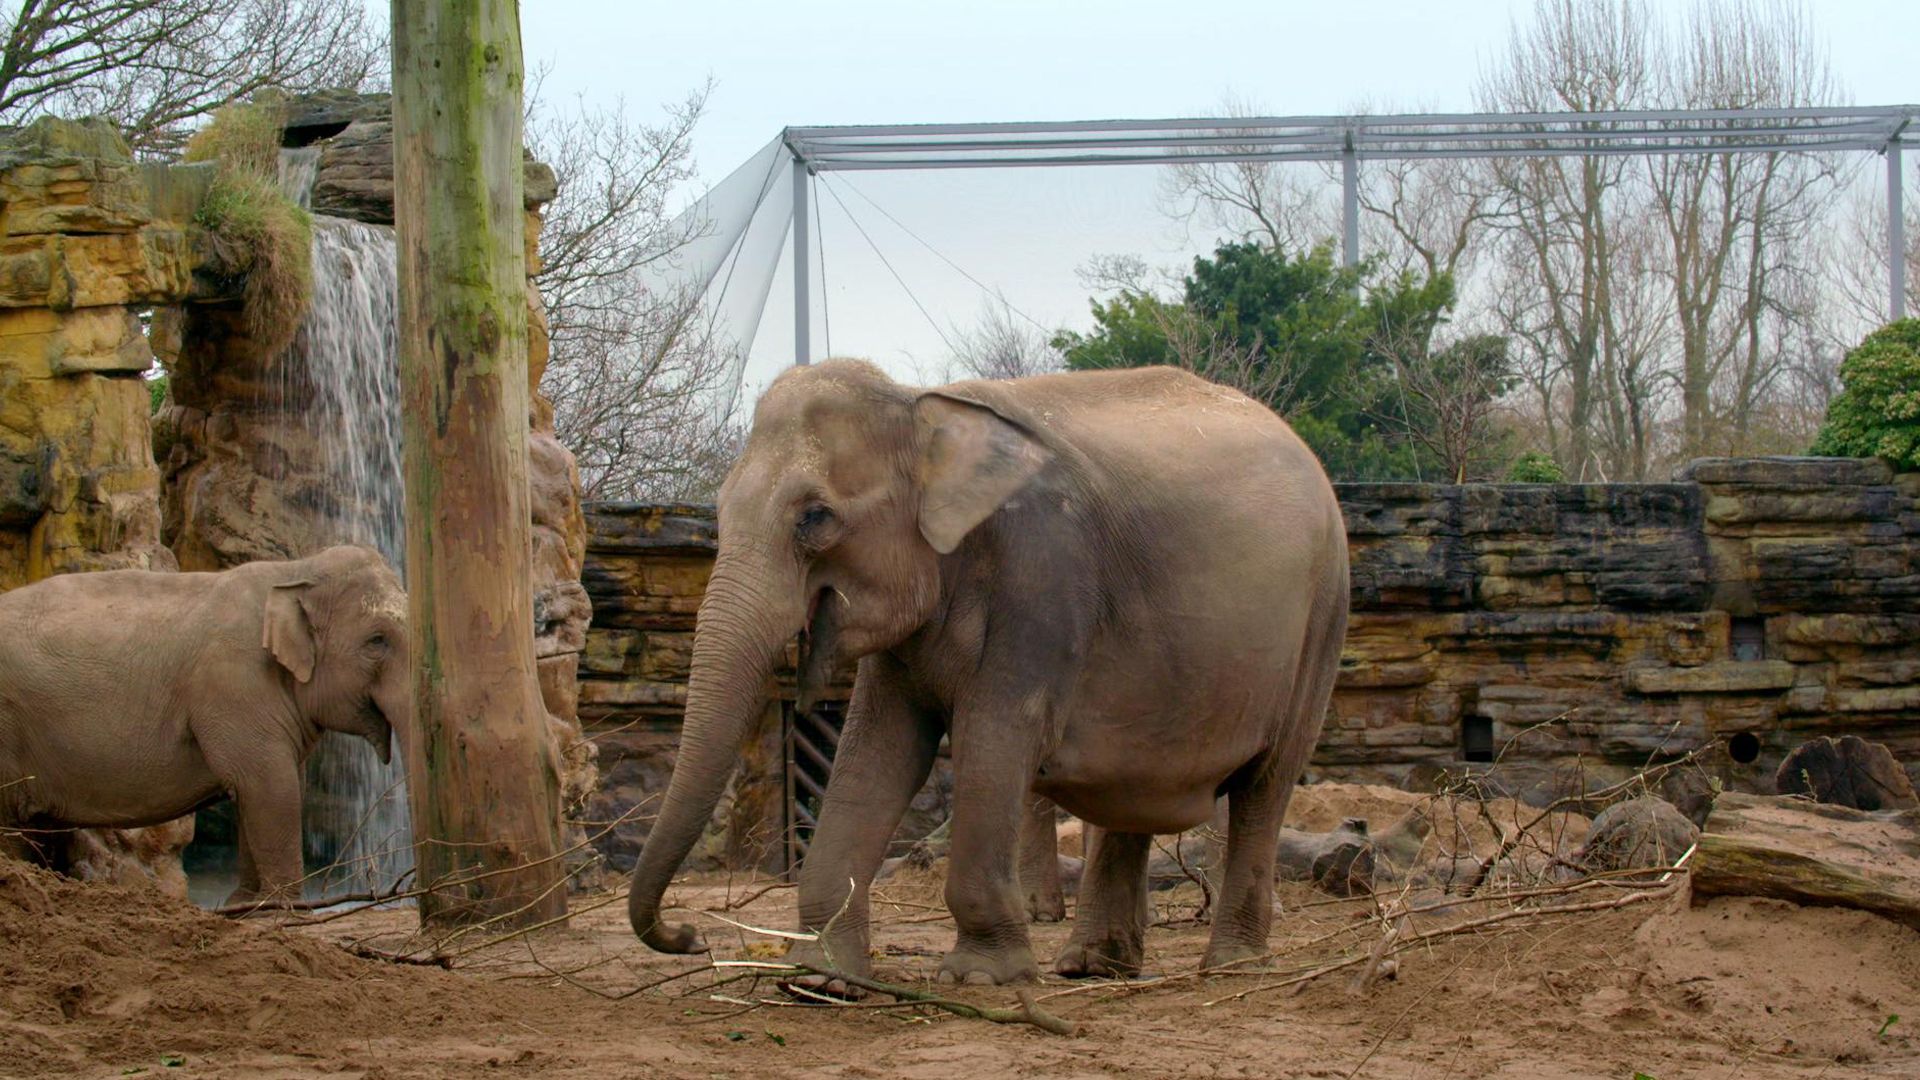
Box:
(626, 361, 1349, 987)
(0, 546, 409, 903)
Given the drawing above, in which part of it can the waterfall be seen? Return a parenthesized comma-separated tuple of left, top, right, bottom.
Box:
(278, 181, 414, 898)
(277, 146, 320, 211)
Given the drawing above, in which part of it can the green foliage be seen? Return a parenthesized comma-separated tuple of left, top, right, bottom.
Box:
(183, 97, 312, 359)
(1506, 451, 1566, 483)
(1810, 320, 1920, 470)
(1055, 242, 1497, 481)
(146, 372, 169, 414)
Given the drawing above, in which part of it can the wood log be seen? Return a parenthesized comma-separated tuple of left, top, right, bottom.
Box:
(1690, 792, 1920, 931)
(1690, 833, 1920, 932)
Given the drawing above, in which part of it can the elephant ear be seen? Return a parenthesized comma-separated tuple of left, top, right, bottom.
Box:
(263, 581, 317, 684)
(913, 392, 1051, 554)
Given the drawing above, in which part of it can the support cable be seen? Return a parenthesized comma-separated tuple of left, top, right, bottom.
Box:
(818, 176, 958, 355)
(831, 174, 1053, 335)
(813, 177, 832, 358)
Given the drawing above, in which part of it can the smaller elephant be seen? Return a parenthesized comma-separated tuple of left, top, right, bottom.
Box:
(0, 546, 409, 904)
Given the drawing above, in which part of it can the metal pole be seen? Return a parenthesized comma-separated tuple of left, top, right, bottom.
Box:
(1341, 134, 1359, 270)
(1891, 140, 1907, 322)
(792, 155, 811, 365)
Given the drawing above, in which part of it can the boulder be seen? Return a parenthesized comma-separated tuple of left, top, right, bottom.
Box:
(1577, 795, 1698, 874)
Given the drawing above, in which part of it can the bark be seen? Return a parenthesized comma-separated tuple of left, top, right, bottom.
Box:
(1691, 834, 1920, 932)
(1691, 793, 1920, 932)
(393, 0, 566, 928)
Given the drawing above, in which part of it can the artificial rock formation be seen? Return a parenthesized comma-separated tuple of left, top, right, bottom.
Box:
(0, 118, 193, 590)
(0, 98, 594, 898)
(154, 92, 599, 889)
(578, 456, 1920, 873)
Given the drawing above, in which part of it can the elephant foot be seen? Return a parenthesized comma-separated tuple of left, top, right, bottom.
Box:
(936, 942, 1039, 986)
(779, 937, 871, 1000)
(1053, 936, 1144, 979)
(1025, 887, 1066, 923)
(223, 882, 298, 911)
(1201, 939, 1272, 972)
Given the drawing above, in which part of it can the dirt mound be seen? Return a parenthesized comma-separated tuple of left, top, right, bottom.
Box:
(0, 857, 557, 1076)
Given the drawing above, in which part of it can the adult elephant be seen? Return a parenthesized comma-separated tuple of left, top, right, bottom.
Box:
(627, 361, 1348, 986)
(0, 545, 408, 903)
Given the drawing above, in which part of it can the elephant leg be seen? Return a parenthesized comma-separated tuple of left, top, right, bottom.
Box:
(786, 660, 942, 993)
(1018, 794, 1065, 922)
(1054, 827, 1152, 977)
(225, 755, 304, 905)
(1206, 593, 1345, 971)
(227, 805, 264, 905)
(937, 714, 1043, 986)
(1202, 757, 1294, 970)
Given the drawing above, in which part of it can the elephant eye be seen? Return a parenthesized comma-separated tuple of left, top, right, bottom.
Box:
(366, 632, 389, 652)
(796, 504, 834, 533)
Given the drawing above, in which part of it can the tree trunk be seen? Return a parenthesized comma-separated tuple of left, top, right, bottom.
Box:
(393, 0, 566, 928)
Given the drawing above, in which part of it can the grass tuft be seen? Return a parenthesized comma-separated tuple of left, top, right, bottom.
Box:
(185, 95, 313, 358)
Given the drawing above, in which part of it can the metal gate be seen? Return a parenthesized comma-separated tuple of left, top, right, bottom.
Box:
(783, 699, 848, 873)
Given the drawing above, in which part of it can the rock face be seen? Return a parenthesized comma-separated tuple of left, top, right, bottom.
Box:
(580, 456, 1920, 872)
(0, 119, 184, 589)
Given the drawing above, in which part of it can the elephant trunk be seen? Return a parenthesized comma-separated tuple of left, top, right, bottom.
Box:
(628, 556, 793, 953)
(371, 665, 410, 766)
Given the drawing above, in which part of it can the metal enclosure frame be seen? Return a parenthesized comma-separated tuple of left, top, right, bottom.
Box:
(777, 105, 1918, 365)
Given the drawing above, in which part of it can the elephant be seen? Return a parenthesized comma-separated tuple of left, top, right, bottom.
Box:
(625, 360, 1349, 987)
(0, 545, 408, 904)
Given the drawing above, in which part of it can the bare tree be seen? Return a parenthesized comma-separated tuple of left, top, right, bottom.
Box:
(528, 82, 746, 503)
(0, 0, 384, 155)
(541, 284, 743, 502)
(948, 294, 1060, 381)
(1647, 0, 1839, 459)
(1159, 97, 1337, 252)
(1479, 0, 1656, 480)
(1373, 332, 1516, 482)
(1359, 155, 1505, 285)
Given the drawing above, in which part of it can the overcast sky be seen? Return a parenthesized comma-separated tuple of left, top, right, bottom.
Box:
(517, 1, 1920, 399)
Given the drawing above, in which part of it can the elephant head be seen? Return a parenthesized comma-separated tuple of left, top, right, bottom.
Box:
(628, 360, 1050, 952)
(262, 545, 411, 763)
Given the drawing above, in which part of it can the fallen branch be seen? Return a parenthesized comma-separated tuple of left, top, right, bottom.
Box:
(779, 964, 1077, 1036)
(1204, 876, 1682, 1005)
(344, 942, 452, 968)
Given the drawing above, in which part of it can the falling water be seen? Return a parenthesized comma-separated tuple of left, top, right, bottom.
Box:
(277, 146, 320, 211)
(276, 150, 413, 897)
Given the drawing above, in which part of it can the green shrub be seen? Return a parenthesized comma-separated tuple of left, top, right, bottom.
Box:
(147, 372, 169, 414)
(1810, 320, 1920, 471)
(183, 97, 312, 358)
(1505, 451, 1566, 483)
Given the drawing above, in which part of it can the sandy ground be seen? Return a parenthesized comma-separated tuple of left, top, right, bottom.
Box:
(6, 838, 1920, 1080)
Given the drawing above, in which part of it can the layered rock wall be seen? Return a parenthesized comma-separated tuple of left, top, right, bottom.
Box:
(0, 118, 195, 589)
(577, 457, 1920, 869)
